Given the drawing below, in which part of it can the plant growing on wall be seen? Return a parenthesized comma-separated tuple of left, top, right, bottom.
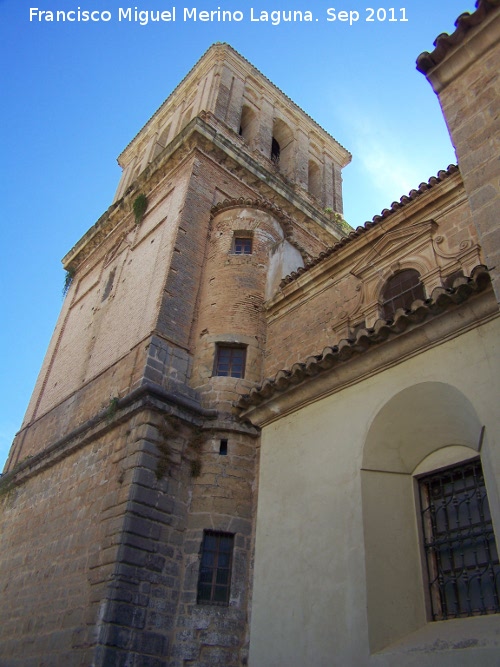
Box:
(106, 396, 120, 422)
(133, 193, 148, 225)
(155, 416, 176, 480)
(154, 418, 205, 480)
(324, 208, 352, 234)
(62, 267, 75, 297)
(187, 427, 204, 478)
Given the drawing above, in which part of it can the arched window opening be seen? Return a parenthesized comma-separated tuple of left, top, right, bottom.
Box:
(362, 382, 492, 651)
(271, 119, 294, 175)
(381, 269, 425, 319)
(308, 160, 321, 200)
(180, 107, 193, 131)
(152, 124, 171, 159)
(271, 137, 280, 165)
(239, 104, 257, 143)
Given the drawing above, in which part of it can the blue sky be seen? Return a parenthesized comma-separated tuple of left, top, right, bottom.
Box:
(0, 0, 477, 468)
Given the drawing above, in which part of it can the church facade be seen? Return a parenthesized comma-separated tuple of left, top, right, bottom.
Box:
(1, 2, 499, 665)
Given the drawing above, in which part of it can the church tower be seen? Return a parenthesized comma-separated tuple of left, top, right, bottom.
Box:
(0, 44, 350, 666)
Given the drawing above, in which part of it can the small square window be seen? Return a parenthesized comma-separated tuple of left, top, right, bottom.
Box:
(197, 530, 234, 605)
(233, 237, 253, 255)
(214, 345, 246, 378)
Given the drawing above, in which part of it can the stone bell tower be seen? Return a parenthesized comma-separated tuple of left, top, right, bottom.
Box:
(0, 44, 350, 666)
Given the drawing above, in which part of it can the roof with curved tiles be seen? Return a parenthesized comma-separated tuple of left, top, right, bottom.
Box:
(238, 265, 492, 411)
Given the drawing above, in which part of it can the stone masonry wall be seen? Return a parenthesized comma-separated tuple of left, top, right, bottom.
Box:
(0, 417, 137, 666)
(6, 345, 146, 470)
(1, 116, 345, 667)
(92, 405, 257, 666)
(427, 12, 500, 303)
(21, 161, 192, 430)
(154, 147, 330, 354)
(187, 205, 303, 417)
(93, 406, 199, 667)
(2, 353, 258, 667)
(168, 429, 258, 667)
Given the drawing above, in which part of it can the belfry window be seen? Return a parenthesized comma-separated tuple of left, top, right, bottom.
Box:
(197, 530, 234, 605)
(308, 160, 321, 201)
(418, 459, 500, 621)
(239, 104, 256, 143)
(271, 137, 280, 165)
(381, 269, 425, 319)
(214, 345, 246, 378)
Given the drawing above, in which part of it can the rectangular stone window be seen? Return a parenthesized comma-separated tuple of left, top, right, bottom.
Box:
(214, 345, 246, 378)
(232, 232, 253, 255)
(419, 459, 500, 620)
(197, 530, 234, 605)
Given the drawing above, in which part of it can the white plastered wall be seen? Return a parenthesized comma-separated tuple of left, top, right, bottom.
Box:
(249, 316, 500, 667)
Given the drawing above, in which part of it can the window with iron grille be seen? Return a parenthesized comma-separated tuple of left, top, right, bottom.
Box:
(197, 531, 234, 605)
(419, 459, 500, 620)
(214, 345, 246, 378)
(233, 237, 253, 255)
(381, 269, 425, 319)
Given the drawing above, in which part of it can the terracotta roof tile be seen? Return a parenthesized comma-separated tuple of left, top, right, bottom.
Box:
(238, 265, 491, 410)
(416, 0, 500, 74)
(280, 164, 459, 287)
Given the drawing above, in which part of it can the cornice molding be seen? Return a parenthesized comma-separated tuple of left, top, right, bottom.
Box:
(417, 1, 500, 93)
(417, 0, 500, 74)
(118, 43, 351, 168)
(63, 115, 344, 271)
(238, 266, 494, 426)
(210, 197, 309, 262)
(279, 165, 461, 288)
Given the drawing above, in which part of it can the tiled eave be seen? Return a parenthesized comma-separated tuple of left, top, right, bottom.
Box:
(416, 0, 500, 74)
(238, 266, 494, 425)
(280, 165, 459, 287)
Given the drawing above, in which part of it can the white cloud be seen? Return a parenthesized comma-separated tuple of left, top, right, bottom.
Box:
(342, 106, 422, 205)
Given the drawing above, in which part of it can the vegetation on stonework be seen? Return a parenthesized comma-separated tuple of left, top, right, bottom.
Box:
(0, 475, 14, 499)
(154, 417, 205, 480)
(155, 416, 176, 480)
(188, 427, 204, 478)
(324, 208, 352, 234)
(106, 396, 120, 422)
(133, 193, 148, 224)
(190, 459, 202, 477)
(62, 267, 75, 297)
(0, 456, 32, 499)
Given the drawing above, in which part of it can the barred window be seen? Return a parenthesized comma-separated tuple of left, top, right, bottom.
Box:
(381, 269, 425, 319)
(419, 459, 500, 620)
(214, 345, 246, 378)
(197, 531, 234, 605)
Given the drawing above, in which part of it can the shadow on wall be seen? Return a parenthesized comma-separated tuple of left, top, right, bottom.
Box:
(361, 381, 496, 652)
